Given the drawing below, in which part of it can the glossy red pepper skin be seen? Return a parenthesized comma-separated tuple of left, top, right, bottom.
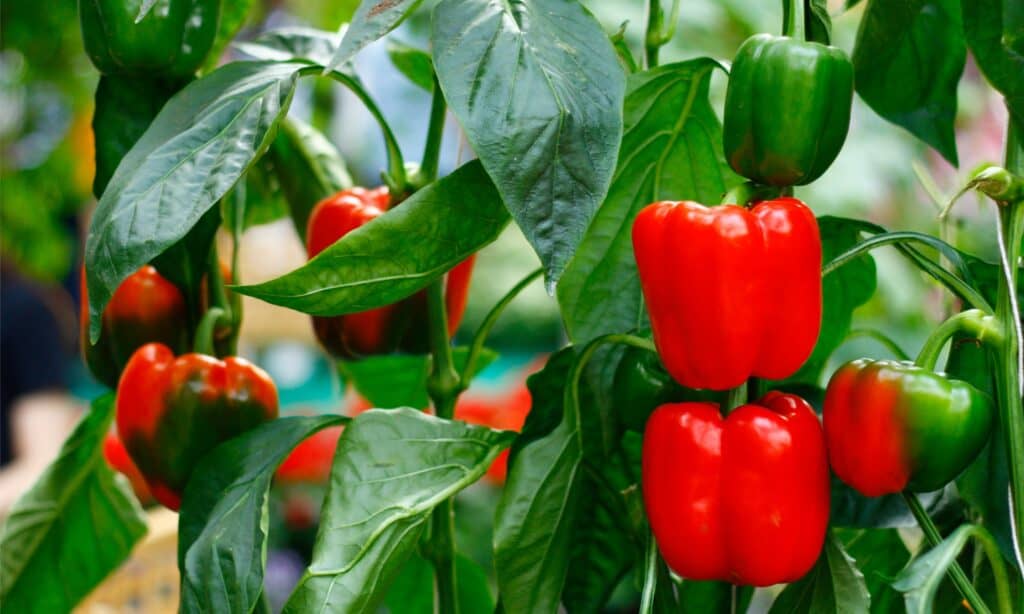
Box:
(642, 392, 829, 586)
(116, 343, 279, 510)
(80, 265, 189, 388)
(632, 198, 821, 390)
(305, 187, 475, 359)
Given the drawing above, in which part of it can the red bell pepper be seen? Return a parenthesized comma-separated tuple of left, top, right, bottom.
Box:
(632, 198, 821, 390)
(116, 343, 279, 510)
(305, 187, 475, 359)
(642, 392, 829, 586)
(80, 265, 189, 388)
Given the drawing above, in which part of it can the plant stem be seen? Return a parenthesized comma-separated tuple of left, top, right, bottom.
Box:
(644, 0, 664, 69)
(992, 127, 1024, 573)
(914, 309, 1003, 371)
(419, 77, 447, 187)
(461, 268, 544, 382)
(639, 532, 659, 614)
(723, 382, 748, 414)
(193, 307, 226, 356)
(902, 492, 992, 614)
(425, 279, 461, 614)
(325, 70, 406, 193)
(784, 0, 806, 41)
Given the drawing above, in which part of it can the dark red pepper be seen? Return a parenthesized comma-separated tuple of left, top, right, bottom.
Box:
(305, 187, 475, 359)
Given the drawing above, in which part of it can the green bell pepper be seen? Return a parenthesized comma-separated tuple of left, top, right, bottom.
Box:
(722, 33, 854, 186)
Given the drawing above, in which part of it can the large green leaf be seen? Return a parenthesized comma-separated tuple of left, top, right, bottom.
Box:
(269, 116, 353, 242)
(234, 26, 343, 67)
(326, 0, 423, 71)
(837, 528, 911, 613)
(233, 160, 509, 315)
(0, 395, 147, 611)
(178, 415, 345, 614)
(340, 347, 498, 409)
(853, 0, 965, 165)
(284, 408, 514, 613)
(893, 525, 992, 613)
(558, 58, 734, 346)
(84, 60, 308, 342)
(495, 346, 631, 613)
(768, 531, 870, 613)
(963, 0, 1024, 136)
(432, 0, 626, 287)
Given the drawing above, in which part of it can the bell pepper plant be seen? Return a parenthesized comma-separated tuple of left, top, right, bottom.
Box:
(4, 0, 1023, 612)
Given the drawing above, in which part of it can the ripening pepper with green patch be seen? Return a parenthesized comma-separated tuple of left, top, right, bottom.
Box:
(823, 359, 995, 497)
(116, 343, 279, 510)
(722, 33, 854, 186)
(305, 186, 475, 359)
(79, 0, 219, 80)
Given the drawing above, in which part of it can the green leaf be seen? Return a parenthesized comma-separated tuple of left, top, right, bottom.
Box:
(150, 204, 221, 322)
(234, 26, 343, 67)
(837, 528, 911, 613)
(558, 59, 734, 346)
(853, 0, 965, 165)
(962, 0, 1024, 136)
(0, 395, 147, 611)
(326, 0, 423, 72)
(178, 415, 345, 614)
(232, 160, 510, 315)
(432, 0, 626, 287)
(84, 60, 307, 342)
(269, 116, 353, 242)
(496, 346, 622, 613)
(384, 552, 495, 614)
(892, 525, 979, 613)
(340, 346, 498, 409)
(387, 41, 435, 92)
(785, 216, 877, 385)
(768, 531, 870, 613)
(783, 0, 832, 44)
(238, 158, 290, 230)
(831, 482, 958, 529)
(284, 409, 514, 613)
(203, 0, 257, 73)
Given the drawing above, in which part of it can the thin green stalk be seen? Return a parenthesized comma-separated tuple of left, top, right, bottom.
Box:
(325, 70, 406, 193)
(992, 123, 1024, 576)
(644, 0, 664, 68)
(972, 526, 1016, 614)
(914, 309, 1003, 371)
(822, 232, 993, 313)
(193, 307, 226, 356)
(419, 77, 447, 187)
(425, 279, 461, 614)
(723, 382, 748, 414)
(784, 0, 806, 41)
(460, 268, 544, 382)
(902, 492, 991, 614)
(639, 532, 659, 614)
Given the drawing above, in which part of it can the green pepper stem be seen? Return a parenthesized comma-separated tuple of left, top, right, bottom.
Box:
(424, 278, 461, 614)
(461, 268, 544, 383)
(419, 76, 447, 187)
(784, 0, 806, 41)
(901, 492, 993, 614)
(723, 382, 748, 415)
(194, 307, 226, 356)
(914, 309, 1003, 371)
